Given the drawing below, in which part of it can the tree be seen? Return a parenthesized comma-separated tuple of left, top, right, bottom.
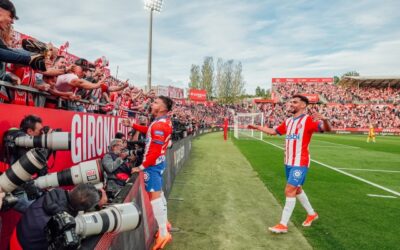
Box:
(255, 86, 261, 96)
(194, 58, 246, 104)
(222, 60, 234, 103)
(333, 76, 340, 85)
(232, 61, 245, 100)
(255, 86, 270, 98)
(341, 71, 360, 79)
(215, 58, 224, 100)
(189, 64, 201, 89)
(201, 57, 214, 100)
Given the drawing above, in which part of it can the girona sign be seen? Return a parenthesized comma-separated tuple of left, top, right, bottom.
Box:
(0, 104, 133, 172)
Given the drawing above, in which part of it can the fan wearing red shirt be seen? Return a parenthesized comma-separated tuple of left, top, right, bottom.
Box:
(123, 96, 173, 249)
(248, 95, 332, 233)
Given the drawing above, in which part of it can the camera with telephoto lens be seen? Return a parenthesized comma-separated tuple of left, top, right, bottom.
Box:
(42, 126, 62, 134)
(14, 128, 71, 151)
(34, 159, 104, 189)
(0, 148, 47, 211)
(125, 140, 145, 166)
(46, 202, 142, 250)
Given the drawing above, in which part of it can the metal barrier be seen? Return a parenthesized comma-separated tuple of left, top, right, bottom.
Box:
(0, 80, 136, 113)
(0, 80, 50, 96)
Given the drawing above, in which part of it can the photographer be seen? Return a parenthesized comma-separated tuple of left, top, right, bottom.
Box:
(102, 139, 134, 190)
(11, 183, 105, 250)
(3, 115, 50, 167)
(2, 115, 51, 212)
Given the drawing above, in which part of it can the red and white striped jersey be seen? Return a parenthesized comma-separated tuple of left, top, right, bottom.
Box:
(132, 115, 172, 168)
(275, 114, 322, 167)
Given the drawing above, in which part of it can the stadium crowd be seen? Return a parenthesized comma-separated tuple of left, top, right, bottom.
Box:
(257, 102, 400, 129)
(0, 1, 398, 132)
(274, 82, 400, 104)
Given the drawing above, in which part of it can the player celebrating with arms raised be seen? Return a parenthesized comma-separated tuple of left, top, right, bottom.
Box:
(248, 95, 331, 233)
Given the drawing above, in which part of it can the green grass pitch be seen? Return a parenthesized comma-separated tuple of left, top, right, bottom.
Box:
(233, 133, 400, 249)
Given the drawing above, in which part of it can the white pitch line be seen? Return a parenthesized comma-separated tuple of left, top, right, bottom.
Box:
(313, 139, 360, 149)
(257, 138, 400, 198)
(337, 168, 400, 173)
(367, 194, 397, 199)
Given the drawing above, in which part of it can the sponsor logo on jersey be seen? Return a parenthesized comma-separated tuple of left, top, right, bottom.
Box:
(154, 130, 164, 136)
(286, 134, 300, 140)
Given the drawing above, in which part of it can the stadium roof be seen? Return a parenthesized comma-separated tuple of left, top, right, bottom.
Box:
(339, 76, 400, 88)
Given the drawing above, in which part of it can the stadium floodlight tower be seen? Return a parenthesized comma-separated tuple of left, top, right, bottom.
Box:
(144, 0, 163, 91)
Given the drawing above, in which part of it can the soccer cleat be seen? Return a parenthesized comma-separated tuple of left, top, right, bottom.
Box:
(302, 213, 319, 227)
(154, 221, 172, 238)
(268, 223, 288, 233)
(152, 232, 172, 250)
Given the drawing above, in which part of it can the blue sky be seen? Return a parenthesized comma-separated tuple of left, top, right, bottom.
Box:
(13, 0, 400, 93)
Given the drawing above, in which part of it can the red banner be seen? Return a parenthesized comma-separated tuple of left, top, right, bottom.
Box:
(0, 104, 133, 173)
(254, 99, 275, 103)
(272, 78, 333, 84)
(189, 89, 207, 101)
(300, 93, 319, 103)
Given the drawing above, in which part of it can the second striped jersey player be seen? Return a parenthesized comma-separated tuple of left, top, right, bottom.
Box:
(248, 94, 332, 233)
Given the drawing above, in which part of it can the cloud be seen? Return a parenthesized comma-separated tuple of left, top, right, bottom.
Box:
(12, 0, 400, 93)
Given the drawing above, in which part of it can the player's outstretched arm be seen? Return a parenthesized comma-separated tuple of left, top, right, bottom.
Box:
(122, 118, 149, 133)
(247, 125, 277, 135)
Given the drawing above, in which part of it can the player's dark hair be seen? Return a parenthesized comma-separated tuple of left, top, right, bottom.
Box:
(20, 115, 42, 133)
(292, 94, 309, 106)
(158, 95, 173, 111)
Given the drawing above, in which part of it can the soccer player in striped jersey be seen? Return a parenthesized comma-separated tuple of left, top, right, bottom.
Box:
(248, 95, 331, 233)
(123, 96, 173, 249)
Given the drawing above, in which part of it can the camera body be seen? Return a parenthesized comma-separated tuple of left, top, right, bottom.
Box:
(46, 212, 80, 250)
(125, 140, 145, 166)
(46, 203, 141, 250)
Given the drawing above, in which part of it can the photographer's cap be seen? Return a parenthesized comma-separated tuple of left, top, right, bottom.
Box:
(0, 0, 18, 20)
